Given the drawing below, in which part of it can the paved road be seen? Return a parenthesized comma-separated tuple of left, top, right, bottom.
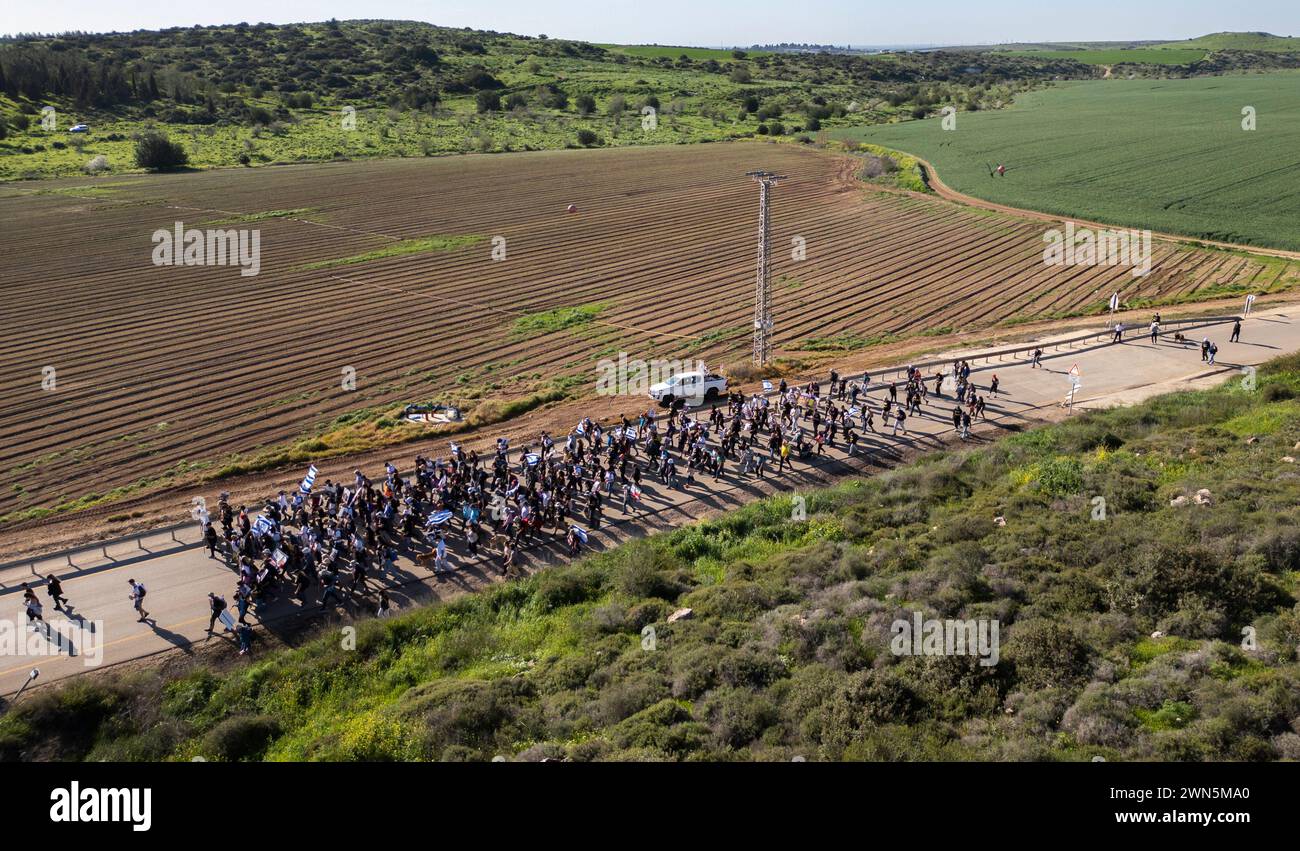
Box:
(2, 306, 1295, 697)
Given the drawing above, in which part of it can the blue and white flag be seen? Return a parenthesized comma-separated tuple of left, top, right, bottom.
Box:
(427, 510, 453, 526)
(762, 380, 774, 392)
(299, 464, 318, 494)
(571, 526, 588, 543)
(524, 452, 541, 466)
(1109, 292, 1120, 312)
(252, 515, 274, 536)
(846, 406, 860, 418)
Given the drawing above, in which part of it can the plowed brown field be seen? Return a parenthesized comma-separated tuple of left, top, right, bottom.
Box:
(0, 141, 1290, 530)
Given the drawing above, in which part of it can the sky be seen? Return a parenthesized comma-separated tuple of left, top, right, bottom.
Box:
(4, 0, 1298, 46)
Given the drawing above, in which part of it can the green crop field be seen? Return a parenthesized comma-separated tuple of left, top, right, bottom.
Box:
(834, 73, 1300, 251)
(1001, 48, 1208, 65)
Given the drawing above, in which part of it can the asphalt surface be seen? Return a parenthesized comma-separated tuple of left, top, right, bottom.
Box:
(2, 307, 1295, 696)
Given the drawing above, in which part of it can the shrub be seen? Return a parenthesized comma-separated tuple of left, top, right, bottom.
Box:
(576, 128, 601, 147)
(202, 715, 282, 761)
(475, 91, 501, 113)
(1006, 620, 1093, 690)
(82, 155, 109, 174)
(133, 130, 189, 170)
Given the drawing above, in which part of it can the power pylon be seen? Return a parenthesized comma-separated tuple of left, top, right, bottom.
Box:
(747, 170, 784, 367)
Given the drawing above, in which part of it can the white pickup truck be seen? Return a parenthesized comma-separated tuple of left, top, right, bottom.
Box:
(648, 370, 727, 406)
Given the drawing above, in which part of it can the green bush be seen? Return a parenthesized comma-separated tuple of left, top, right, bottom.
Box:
(133, 130, 189, 170)
(202, 715, 282, 761)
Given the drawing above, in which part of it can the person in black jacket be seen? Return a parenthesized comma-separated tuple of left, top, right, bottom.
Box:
(45, 574, 68, 611)
(207, 592, 230, 633)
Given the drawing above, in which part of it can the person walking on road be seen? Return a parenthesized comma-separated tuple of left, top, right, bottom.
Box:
(1150, 320, 1159, 344)
(127, 579, 149, 623)
(1230, 319, 1241, 343)
(1208, 342, 1218, 365)
(45, 574, 68, 612)
(207, 592, 232, 634)
(22, 584, 43, 630)
(1030, 349, 1043, 369)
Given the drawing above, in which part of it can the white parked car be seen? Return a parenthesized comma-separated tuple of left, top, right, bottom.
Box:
(69, 124, 89, 133)
(648, 370, 727, 406)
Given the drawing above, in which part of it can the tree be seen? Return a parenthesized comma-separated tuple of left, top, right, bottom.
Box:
(729, 65, 752, 84)
(475, 91, 501, 113)
(133, 130, 189, 170)
(575, 94, 596, 115)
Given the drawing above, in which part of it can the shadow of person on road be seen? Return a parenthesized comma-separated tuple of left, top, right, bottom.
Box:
(148, 621, 195, 654)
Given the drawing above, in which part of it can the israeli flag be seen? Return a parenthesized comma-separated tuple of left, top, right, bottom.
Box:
(574, 423, 586, 436)
(252, 515, 274, 535)
(427, 510, 453, 526)
(846, 406, 860, 418)
(299, 464, 318, 494)
(762, 380, 774, 392)
(1109, 292, 1120, 312)
(524, 452, 541, 466)
(571, 526, 588, 543)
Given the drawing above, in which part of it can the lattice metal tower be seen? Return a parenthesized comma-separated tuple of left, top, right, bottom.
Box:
(747, 170, 785, 366)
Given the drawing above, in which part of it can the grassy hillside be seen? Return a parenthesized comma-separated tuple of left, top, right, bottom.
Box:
(1153, 32, 1300, 52)
(834, 74, 1300, 252)
(4, 354, 1300, 762)
(0, 20, 1086, 180)
(1001, 48, 1208, 66)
